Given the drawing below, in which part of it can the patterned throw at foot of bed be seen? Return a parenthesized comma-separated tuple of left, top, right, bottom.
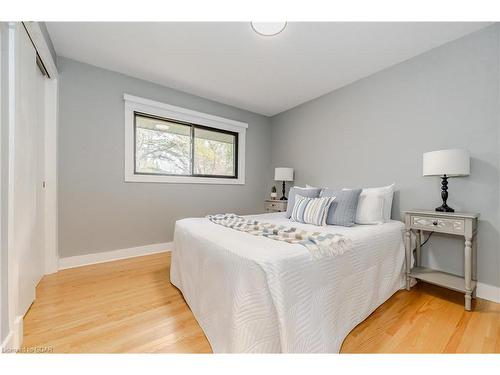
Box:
(207, 213, 351, 258)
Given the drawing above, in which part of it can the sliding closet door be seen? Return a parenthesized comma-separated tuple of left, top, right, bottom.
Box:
(15, 26, 45, 317)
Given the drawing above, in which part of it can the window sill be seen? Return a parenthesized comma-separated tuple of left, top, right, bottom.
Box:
(125, 173, 245, 185)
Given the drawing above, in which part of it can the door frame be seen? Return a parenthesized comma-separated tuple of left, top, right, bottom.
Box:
(43, 75, 58, 274)
(0, 21, 4, 346)
(22, 21, 59, 274)
(1, 22, 58, 350)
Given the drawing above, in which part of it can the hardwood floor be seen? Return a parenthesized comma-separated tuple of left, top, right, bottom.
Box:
(23, 252, 211, 353)
(23, 252, 500, 353)
(342, 282, 500, 353)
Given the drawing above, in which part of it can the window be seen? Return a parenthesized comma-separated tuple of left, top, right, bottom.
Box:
(135, 113, 237, 178)
(193, 127, 237, 177)
(124, 94, 246, 184)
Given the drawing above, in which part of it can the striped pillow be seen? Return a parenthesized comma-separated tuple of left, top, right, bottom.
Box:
(290, 195, 335, 226)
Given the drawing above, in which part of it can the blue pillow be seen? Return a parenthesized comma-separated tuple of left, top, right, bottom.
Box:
(290, 195, 334, 226)
(285, 187, 322, 218)
(320, 188, 362, 226)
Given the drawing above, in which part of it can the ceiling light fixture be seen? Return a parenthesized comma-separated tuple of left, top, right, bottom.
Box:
(155, 124, 170, 131)
(251, 22, 287, 36)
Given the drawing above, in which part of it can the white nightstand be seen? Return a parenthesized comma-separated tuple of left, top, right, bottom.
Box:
(265, 199, 287, 213)
(404, 210, 479, 311)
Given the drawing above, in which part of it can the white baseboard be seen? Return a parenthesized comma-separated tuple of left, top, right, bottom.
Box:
(1, 315, 23, 352)
(58, 242, 173, 270)
(477, 282, 500, 303)
(44, 256, 59, 275)
(1, 331, 14, 352)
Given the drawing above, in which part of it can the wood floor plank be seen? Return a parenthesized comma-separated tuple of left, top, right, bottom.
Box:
(22, 252, 500, 353)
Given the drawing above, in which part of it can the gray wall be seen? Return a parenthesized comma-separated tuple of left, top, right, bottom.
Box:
(271, 25, 500, 287)
(58, 57, 272, 258)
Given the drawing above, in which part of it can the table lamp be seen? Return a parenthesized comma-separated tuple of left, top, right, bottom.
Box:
(423, 149, 470, 212)
(274, 167, 294, 200)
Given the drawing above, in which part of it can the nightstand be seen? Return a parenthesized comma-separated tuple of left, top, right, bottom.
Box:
(404, 210, 479, 311)
(265, 199, 287, 213)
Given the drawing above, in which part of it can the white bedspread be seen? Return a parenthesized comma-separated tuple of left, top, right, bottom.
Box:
(170, 212, 406, 353)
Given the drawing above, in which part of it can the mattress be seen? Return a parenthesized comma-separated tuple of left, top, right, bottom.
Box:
(170, 212, 406, 353)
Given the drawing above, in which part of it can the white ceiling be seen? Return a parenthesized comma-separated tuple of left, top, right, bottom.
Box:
(46, 22, 491, 116)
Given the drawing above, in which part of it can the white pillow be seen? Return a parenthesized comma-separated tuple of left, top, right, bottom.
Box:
(348, 183, 395, 224)
(354, 191, 385, 224)
(380, 183, 395, 221)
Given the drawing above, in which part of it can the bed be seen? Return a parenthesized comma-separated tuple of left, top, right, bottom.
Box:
(170, 212, 406, 353)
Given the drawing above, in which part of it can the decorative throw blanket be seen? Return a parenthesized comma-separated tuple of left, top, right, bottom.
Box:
(206, 214, 352, 258)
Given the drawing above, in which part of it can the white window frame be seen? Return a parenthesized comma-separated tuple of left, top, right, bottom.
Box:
(124, 94, 247, 184)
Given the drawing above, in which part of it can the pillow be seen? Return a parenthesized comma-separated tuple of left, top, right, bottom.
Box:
(351, 183, 395, 224)
(285, 186, 322, 218)
(361, 183, 395, 222)
(381, 183, 395, 221)
(320, 188, 362, 226)
(290, 195, 334, 226)
(354, 191, 385, 224)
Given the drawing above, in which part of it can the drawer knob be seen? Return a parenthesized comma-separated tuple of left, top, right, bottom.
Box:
(433, 221, 438, 226)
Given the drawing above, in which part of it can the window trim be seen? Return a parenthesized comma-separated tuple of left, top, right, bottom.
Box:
(124, 94, 247, 184)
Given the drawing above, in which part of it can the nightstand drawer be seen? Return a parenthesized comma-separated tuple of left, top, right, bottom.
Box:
(411, 215, 465, 235)
(265, 200, 287, 212)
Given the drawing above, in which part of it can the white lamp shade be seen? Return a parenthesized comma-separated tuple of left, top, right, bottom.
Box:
(274, 167, 294, 181)
(423, 149, 470, 177)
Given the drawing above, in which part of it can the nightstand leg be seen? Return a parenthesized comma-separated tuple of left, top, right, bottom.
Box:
(405, 229, 411, 291)
(415, 230, 422, 267)
(472, 233, 477, 299)
(464, 237, 472, 311)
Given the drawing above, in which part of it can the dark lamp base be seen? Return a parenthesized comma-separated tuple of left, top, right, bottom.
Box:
(279, 180, 288, 201)
(435, 204, 454, 213)
(436, 174, 455, 213)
